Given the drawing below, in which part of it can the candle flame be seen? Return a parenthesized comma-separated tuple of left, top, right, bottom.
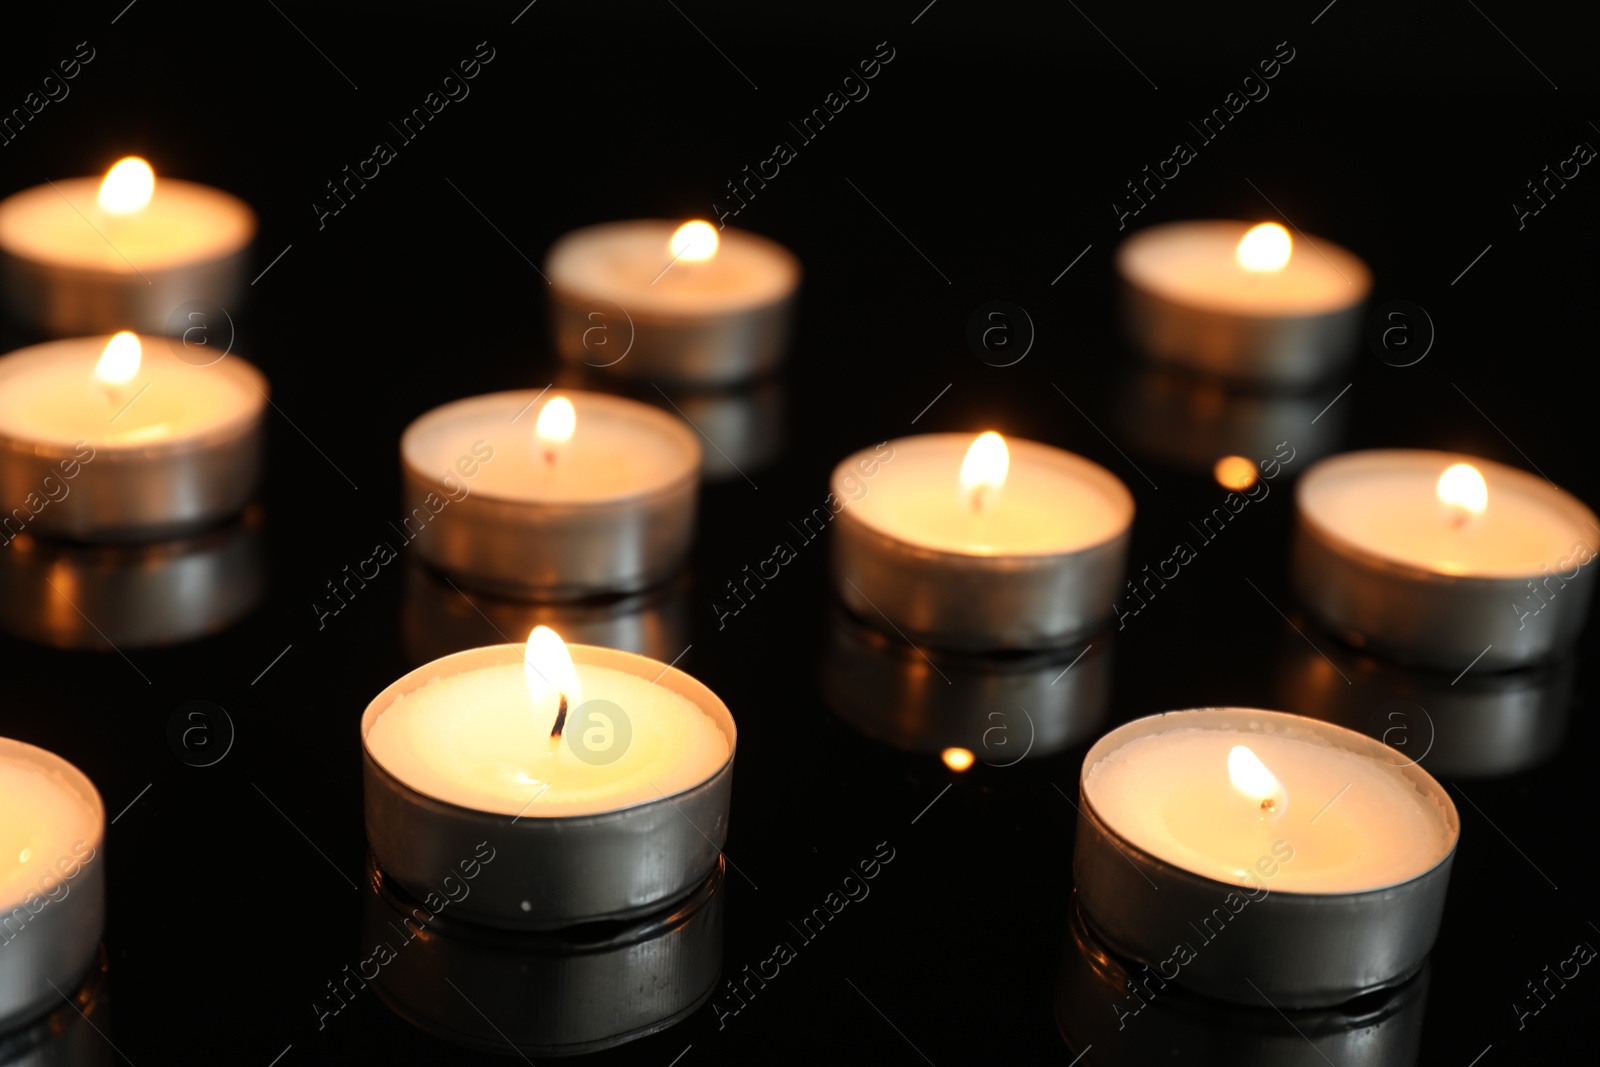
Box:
(524, 625, 582, 731)
(1236, 222, 1291, 272)
(669, 220, 719, 263)
(95, 331, 141, 385)
(941, 747, 975, 772)
(98, 157, 156, 215)
(959, 432, 1009, 513)
(1228, 744, 1285, 813)
(1436, 463, 1487, 520)
(535, 396, 577, 445)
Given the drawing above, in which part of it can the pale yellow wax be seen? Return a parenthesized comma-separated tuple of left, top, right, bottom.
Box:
(547, 220, 798, 317)
(0, 336, 258, 449)
(365, 662, 729, 817)
(1119, 220, 1369, 316)
(1302, 451, 1593, 577)
(403, 391, 698, 504)
(846, 434, 1131, 555)
(1085, 724, 1452, 894)
(0, 177, 253, 272)
(0, 745, 99, 910)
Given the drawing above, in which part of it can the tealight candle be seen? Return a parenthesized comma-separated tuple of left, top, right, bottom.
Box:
(0, 738, 105, 1031)
(1117, 220, 1371, 386)
(1293, 449, 1599, 670)
(1074, 708, 1458, 1007)
(0, 156, 255, 337)
(362, 630, 735, 929)
(547, 219, 800, 385)
(401, 389, 700, 598)
(830, 432, 1134, 650)
(0, 333, 267, 541)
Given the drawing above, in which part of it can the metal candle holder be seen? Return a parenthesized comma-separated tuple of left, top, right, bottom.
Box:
(829, 437, 1133, 651)
(1072, 708, 1459, 1008)
(0, 179, 254, 338)
(0, 740, 105, 1033)
(1117, 220, 1371, 387)
(361, 643, 735, 930)
(0, 338, 266, 542)
(1292, 450, 1599, 671)
(547, 221, 799, 386)
(364, 854, 723, 1056)
(400, 390, 700, 600)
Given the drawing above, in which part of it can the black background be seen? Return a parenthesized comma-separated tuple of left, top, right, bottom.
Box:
(2, 1, 1596, 1063)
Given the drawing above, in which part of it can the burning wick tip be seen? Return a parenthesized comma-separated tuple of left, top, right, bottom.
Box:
(1259, 798, 1276, 814)
(549, 692, 569, 740)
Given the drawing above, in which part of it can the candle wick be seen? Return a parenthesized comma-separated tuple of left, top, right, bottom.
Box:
(1259, 797, 1276, 813)
(970, 487, 985, 514)
(544, 449, 557, 466)
(549, 692, 569, 740)
(1450, 510, 1470, 530)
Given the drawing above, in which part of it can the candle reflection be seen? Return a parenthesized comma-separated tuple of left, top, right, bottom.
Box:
(820, 607, 1110, 764)
(362, 853, 723, 1056)
(400, 564, 690, 667)
(0, 507, 263, 650)
(1055, 901, 1428, 1066)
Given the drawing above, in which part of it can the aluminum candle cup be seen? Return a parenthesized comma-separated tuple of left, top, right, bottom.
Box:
(0, 335, 266, 542)
(1293, 450, 1600, 671)
(0, 947, 110, 1067)
(830, 434, 1134, 651)
(364, 854, 723, 1056)
(1056, 903, 1429, 1067)
(0, 739, 105, 1032)
(821, 608, 1110, 762)
(401, 564, 691, 668)
(1117, 220, 1371, 387)
(0, 509, 264, 650)
(1073, 708, 1459, 1007)
(547, 219, 799, 385)
(362, 642, 735, 930)
(0, 164, 254, 337)
(400, 390, 700, 599)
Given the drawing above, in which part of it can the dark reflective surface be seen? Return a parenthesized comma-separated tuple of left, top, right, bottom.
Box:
(1, 3, 1596, 1064)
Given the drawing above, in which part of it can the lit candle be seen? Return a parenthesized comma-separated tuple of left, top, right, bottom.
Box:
(546, 219, 800, 385)
(1293, 449, 1599, 669)
(0, 738, 105, 1030)
(0, 157, 255, 337)
(362, 633, 735, 928)
(1074, 708, 1459, 1006)
(400, 389, 700, 598)
(0, 333, 267, 540)
(830, 432, 1133, 649)
(1116, 219, 1371, 386)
